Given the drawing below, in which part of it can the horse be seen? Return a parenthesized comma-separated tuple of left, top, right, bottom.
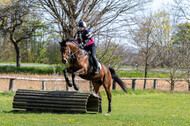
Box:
(59, 39, 127, 114)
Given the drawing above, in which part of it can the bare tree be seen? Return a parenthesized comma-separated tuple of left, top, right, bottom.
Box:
(0, 0, 41, 67)
(36, 0, 152, 67)
(173, 0, 190, 20)
(132, 15, 155, 89)
(38, 0, 152, 39)
(164, 48, 185, 91)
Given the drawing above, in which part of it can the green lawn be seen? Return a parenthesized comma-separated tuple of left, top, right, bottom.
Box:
(117, 70, 171, 78)
(0, 90, 190, 126)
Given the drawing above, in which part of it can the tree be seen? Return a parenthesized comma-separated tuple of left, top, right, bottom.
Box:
(45, 34, 62, 64)
(131, 11, 173, 89)
(173, 22, 190, 91)
(0, 0, 42, 67)
(132, 15, 155, 89)
(0, 35, 15, 62)
(38, 0, 151, 38)
(37, 0, 152, 67)
(173, 0, 190, 20)
(97, 40, 127, 67)
(0, 0, 15, 7)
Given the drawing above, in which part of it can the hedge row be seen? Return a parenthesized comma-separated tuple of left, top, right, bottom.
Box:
(0, 66, 64, 75)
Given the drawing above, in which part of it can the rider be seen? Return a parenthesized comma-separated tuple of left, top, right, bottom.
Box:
(76, 21, 99, 74)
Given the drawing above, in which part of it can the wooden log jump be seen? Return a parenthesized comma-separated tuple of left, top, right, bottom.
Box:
(13, 89, 100, 113)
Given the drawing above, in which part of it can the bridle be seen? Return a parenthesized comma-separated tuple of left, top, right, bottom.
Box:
(61, 45, 87, 62)
(61, 46, 71, 61)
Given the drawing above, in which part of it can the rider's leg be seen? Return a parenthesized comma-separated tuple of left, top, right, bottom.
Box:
(91, 46, 99, 74)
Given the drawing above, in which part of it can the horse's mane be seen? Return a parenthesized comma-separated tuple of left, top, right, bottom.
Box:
(61, 38, 79, 47)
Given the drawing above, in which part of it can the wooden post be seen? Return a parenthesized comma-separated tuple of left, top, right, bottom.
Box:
(89, 81, 93, 92)
(153, 79, 157, 89)
(9, 79, 15, 91)
(132, 79, 136, 91)
(112, 80, 116, 90)
(42, 81, 46, 90)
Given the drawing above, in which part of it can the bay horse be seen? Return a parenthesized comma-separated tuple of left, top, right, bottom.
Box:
(59, 39, 127, 114)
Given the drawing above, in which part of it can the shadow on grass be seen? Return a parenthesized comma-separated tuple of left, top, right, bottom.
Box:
(4, 110, 98, 115)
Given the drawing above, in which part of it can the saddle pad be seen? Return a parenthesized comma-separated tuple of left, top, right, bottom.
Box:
(98, 62, 102, 70)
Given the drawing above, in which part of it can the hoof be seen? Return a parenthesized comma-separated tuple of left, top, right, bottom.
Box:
(105, 112, 110, 116)
(67, 82, 72, 87)
(74, 85, 79, 91)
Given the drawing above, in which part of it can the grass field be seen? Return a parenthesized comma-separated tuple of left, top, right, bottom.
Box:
(0, 90, 190, 126)
(117, 70, 171, 78)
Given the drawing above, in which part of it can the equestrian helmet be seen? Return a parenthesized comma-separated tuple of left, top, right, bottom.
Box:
(78, 21, 86, 27)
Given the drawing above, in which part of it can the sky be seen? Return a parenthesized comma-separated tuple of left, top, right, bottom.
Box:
(152, 0, 174, 11)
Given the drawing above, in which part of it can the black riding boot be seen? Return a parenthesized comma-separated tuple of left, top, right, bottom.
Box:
(94, 58, 99, 74)
(85, 43, 99, 74)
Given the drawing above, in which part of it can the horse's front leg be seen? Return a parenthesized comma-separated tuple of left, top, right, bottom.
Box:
(72, 73, 79, 91)
(72, 68, 86, 91)
(63, 69, 72, 87)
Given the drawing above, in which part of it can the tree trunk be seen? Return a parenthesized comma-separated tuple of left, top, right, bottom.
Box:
(13, 42, 21, 67)
(188, 80, 190, 91)
(171, 80, 175, 91)
(144, 63, 148, 89)
(187, 70, 190, 91)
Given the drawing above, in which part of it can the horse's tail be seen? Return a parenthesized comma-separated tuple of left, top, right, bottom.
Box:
(107, 66, 127, 93)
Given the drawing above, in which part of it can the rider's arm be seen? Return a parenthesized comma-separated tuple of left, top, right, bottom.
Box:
(85, 30, 94, 46)
(86, 37, 94, 46)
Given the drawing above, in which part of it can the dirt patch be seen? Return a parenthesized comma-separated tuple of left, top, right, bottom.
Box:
(122, 79, 188, 91)
(0, 73, 189, 92)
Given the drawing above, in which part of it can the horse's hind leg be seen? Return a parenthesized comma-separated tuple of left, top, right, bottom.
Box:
(103, 72, 112, 114)
(63, 69, 72, 87)
(92, 81, 102, 113)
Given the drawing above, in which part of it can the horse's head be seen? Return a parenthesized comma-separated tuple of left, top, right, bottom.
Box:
(59, 39, 71, 64)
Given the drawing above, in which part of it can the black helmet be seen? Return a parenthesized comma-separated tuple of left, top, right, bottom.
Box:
(78, 21, 86, 27)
